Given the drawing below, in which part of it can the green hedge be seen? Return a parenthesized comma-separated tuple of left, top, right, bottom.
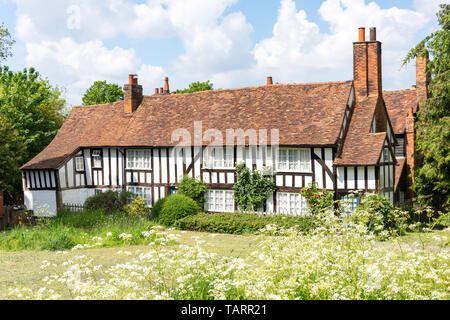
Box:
(159, 194, 200, 226)
(174, 212, 319, 235)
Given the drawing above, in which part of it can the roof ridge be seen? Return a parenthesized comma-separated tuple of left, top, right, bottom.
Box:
(142, 80, 353, 98)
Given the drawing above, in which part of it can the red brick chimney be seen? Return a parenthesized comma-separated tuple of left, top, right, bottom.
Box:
(267, 76, 273, 85)
(164, 77, 170, 94)
(124, 74, 143, 113)
(353, 27, 382, 101)
(405, 107, 416, 198)
(416, 49, 430, 109)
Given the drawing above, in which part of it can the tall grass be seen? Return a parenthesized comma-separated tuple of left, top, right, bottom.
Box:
(0, 210, 159, 251)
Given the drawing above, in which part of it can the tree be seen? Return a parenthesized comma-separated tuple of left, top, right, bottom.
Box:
(233, 163, 276, 212)
(0, 23, 14, 63)
(402, 4, 450, 211)
(82, 81, 123, 105)
(176, 81, 214, 94)
(0, 115, 26, 200)
(0, 66, 66, 202)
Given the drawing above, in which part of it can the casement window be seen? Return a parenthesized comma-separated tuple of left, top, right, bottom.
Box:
(205, 190, 234, 213)
(203, 147, 234, 169)
(92, 150, 102, 168)
(127, 149, 152, 170)
(276, 192, 308, 216)
(277, 149, 311, 172)
(75, 156, 85, 172)
(127, 186, 152, 206)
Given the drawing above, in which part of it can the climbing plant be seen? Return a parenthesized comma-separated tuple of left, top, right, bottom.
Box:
(233, 163, 276, 212)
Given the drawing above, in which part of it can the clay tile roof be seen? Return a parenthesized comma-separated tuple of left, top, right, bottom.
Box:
(334, 96, 386, 166)
(21, 81, 353, 170)
(384, 89, 418, 134)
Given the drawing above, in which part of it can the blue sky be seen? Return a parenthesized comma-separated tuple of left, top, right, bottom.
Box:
(0, 0, 442, 107)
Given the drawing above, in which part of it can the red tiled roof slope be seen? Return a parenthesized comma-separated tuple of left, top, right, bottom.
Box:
(335, 96, 386, 166)
(383, 89, 418, 134)
(22, 81, 353, 170)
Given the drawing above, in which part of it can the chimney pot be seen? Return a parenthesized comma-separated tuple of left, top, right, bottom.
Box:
(267, 76, 273, 85)
(128, 74, 134, 85)
(164, 77, 170, 93)
(370, 27, 376, 41)
(358, 27, 365, 42)
(155, 88, 159, 95)
(160, 87, 164, 94)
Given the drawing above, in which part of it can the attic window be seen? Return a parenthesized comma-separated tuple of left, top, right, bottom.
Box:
(75, 156, 84, 172)
(92, 150, 102, 168)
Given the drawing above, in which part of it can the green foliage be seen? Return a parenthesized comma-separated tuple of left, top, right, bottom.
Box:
(0, 116, 26, 195)
(176, 80, 214, 94)
(300, 182, 334, 215)
(151, 197, 167, 222)
(233, 163, 276, 212)
(123, 196, 151, 218)
(402, 4, 450, 211)
(84, 190, 134, 214)
(351, 193, 409, 239)
(0, 210, 160, 251)
(177, 175, 208, 209)
(0, 66, 66, 201)
(175, 212, 319, 235)
(159, 194, 200, 226)
(82, 80, 124, 105)
(0, 23, 14, 63)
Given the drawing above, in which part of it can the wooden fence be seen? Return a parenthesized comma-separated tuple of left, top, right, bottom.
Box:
(0, 205, 35, 231)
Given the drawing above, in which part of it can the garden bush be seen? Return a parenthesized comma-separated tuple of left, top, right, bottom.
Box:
(174, 212, 319, 235)
(123, 196, 151, 218)
(84, 190, 134, 214)
(177, 175, 207, 209)
(300, 182, 334, 215)
(351, 193, 409, 238)
(159, 194, 200, 226)
(151, 197, 167, 222)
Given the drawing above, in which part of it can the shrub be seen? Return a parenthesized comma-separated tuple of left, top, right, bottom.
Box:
(151, 197, 167, 222)
(351, 193, 409, 238)
(300, 182, 334, 215)
(159, 194, 200, 226)
(175, 212, 319, 235)
(123, 196, 151, 218)
(177, 175, 207, 209)
(84, 190, 134, 214)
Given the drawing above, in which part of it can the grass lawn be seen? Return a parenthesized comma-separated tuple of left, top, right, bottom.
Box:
(0, 229, 265, 299)
(0, 228, 448, 300)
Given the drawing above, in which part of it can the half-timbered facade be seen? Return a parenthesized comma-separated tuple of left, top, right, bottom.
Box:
(21, 27, 422, 217)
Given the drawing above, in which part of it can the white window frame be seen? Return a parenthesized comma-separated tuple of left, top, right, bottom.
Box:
(203, 147, 234, 169)
(205, 190, 235, 213)
(276, 192, 309, 216)
(75, 156, 85, 172)
(276, 148, 311, 173)
(127, 186, 152, 206)
(92, 150, 102, 169)
(126, 149, 152, 170)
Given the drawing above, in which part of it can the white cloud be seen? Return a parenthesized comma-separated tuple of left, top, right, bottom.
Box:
(213, 0, 437, 91)
(12, 0, 442, 106)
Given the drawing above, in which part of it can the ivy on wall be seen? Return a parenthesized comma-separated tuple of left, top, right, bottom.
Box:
(233, 163, 276, 212)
